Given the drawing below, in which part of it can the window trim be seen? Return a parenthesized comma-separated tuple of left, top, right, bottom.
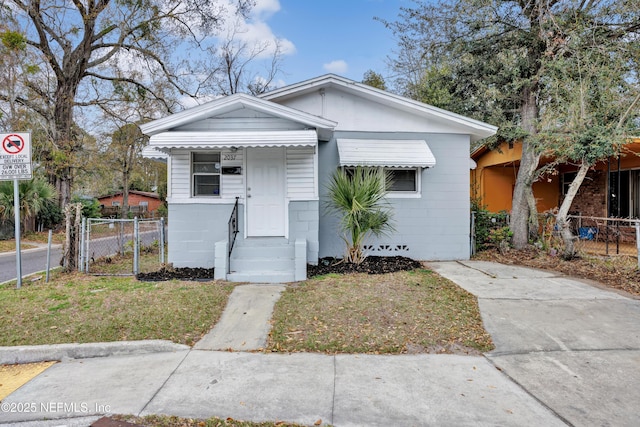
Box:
(386, 167, 421, 197)
(192, 151, 221, 198)
(342, 166, 422, 198)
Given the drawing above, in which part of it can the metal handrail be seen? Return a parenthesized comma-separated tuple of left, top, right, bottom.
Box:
(227, 197, 239, 273)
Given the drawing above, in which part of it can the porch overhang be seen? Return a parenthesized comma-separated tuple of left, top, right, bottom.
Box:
(336, 138, 436, 168)
(148, 130, 318, 152)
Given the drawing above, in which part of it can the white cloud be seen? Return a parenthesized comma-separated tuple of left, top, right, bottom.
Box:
(218, 0, 295, 58)
(323, 60, 349, 74)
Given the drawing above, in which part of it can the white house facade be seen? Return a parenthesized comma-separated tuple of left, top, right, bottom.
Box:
(140, 74, 497, 282)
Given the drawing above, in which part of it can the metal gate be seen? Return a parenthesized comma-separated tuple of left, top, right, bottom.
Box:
(80, 217, 165, 275)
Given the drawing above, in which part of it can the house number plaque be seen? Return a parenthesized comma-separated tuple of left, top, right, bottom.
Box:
(223, 154, 237, 161)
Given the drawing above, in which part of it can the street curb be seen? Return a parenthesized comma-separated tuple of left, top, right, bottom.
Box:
(0, 340, 190, 365)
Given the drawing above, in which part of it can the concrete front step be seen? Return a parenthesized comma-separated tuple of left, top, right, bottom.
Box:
(231, 244, 294, 259)
(230, 257, 294, 272)
(226, 271, 295, 283)
(228, 238, 296, 283)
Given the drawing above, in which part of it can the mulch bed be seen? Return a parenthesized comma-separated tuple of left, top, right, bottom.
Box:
(136, 267, 215, 281)
(308, 256, 423, 277)
(136, 256, 423, 281)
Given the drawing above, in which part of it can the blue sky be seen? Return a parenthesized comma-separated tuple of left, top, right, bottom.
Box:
(235, 0, 408, 86)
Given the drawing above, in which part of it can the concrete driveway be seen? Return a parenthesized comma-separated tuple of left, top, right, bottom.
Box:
(429, 260, 640, 427)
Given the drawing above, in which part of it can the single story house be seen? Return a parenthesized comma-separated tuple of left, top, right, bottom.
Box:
(141, 74, 497, 282)
(97, 190, 163, 218)
(471, 139, 640, 218)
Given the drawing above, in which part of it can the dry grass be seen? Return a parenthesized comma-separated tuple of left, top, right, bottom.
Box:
(0, 272, 234, 346)
(0, 240, 37, 252)
(268, 269, 494, 355)
(115, 415, 309, 427)
(0, 230, 65, 253)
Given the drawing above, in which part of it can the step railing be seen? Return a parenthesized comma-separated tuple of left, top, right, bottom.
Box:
(227, 197, 240, 273)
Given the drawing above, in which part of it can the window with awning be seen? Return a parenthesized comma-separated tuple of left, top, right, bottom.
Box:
(337, 139, 435, 196)
(336, 139, 436, 168)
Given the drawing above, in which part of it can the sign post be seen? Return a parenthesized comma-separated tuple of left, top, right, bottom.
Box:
(0, 133, 33, 289)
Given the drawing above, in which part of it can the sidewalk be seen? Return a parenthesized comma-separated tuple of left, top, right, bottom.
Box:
(1, 261, 639, 426)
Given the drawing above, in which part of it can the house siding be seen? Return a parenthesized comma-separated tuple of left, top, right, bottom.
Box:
(167, 203, 243, 268)
(286, 147, 316, 199)
(318, 131, 471, 261)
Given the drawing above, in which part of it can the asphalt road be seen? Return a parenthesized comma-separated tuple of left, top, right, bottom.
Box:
(0, 244, 63, 284)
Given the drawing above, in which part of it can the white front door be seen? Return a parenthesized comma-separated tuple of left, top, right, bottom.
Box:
(246, 147, 286, 236)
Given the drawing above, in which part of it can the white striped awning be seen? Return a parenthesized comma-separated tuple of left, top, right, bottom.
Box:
(148, 130, 317, 152)
(336, 139, 436, 168)
(142, 145, 168, 160)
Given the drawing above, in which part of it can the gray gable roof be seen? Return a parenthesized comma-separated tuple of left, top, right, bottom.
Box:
(261, 74, 498, 142)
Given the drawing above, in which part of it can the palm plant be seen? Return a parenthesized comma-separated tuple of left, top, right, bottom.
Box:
(0, 179, 57, 233)
(326, 167, 395, 264)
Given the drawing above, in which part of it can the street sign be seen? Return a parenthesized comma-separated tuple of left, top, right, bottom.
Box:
(0, 132, 32, 180)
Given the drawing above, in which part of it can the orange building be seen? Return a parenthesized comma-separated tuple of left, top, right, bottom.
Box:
(97, 190, 163, 217)
(471, 139, 640, 218)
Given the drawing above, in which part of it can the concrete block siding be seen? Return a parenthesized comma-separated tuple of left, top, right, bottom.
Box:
(168, 203, 242, 268)
(288, 200, 319, 264)
(318, 131, 471, 261)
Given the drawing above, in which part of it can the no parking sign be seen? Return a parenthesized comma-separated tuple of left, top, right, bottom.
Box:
(0, 133, 32, 180)
(1, 132, 33, 288)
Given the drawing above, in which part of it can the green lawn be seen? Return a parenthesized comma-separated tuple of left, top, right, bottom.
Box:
(0, 272, 234, 346)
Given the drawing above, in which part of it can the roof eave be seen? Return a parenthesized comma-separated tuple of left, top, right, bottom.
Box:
(139, 93, 336, 138)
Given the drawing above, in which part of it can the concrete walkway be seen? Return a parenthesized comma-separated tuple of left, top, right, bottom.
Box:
(1, 261, 639, 426)
(195, 284, 285, 351)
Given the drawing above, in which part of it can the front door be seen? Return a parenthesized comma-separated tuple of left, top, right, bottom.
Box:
(246, 147, 286, 236)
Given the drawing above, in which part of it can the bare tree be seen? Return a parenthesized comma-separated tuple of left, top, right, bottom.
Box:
(0, 0, 254, 208)
(199, 20, 285, 96)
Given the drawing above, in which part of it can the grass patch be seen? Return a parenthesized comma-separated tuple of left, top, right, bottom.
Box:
(0, 272, 234, 346)
(87, 249, 165, 275)
(115, 415, 310, 427)
(0, 231, 65, 253)
(268, 269, 493, 355)
(0, 240, 37, 252)
(22, 231, 66, 245)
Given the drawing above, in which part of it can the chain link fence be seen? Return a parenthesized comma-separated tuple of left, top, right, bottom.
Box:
(80, 217, 166, 275)
(470, 210, 510, 255)
(472, 211, 640, 261)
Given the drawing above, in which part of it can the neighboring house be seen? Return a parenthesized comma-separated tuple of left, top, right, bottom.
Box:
(471, 139, 640, 218)
(97, 190, 163, 218)
(141, 74, 497, 282)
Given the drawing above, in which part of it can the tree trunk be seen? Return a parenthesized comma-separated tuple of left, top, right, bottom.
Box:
(526, 186, 539, 241)
(556, 159, 590, 259)
(510, 87, 540, 249)
(121, 169, 130, 220)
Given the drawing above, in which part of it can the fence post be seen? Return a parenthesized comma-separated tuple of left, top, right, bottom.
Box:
(46, 229, 52, 283)
(85, 219, 91, 273)
(134, 216, 140, 276)
(160, 217, 165, 265)
(636, 222, 640, 270)
(79, 217, 86, 272)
